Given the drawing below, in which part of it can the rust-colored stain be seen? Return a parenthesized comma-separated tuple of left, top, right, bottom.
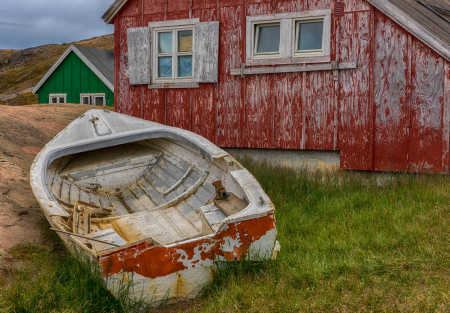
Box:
(100, 214, 275, 279)
(112, 0, 449, 174)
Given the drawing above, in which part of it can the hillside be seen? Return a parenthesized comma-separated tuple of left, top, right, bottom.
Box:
(0, 35, 114, 106)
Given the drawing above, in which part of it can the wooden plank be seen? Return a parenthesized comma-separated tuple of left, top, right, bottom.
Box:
(118, 16, 141, 117)
(51, 176, 63, 200)
(194, 22, 219, 83)
(305, 0, 334, 11)
(138, 177, 165, 205)
(127, 27, 151, 85)
(338, 11, 373, 170)
(245, 74, 274, 148)
(191, 84, 217, 142)
(342, 0, 371, 12)
(79, 190, 90, 205)
(230, 62, 357, 75)
(149, 83, 199, 89)
(444, 61, 450, 173)
(303, 71, 336, 150)
(165, 89, 191, 130)
(129, 184, 156, 210)
(217, 3, 245, 147)
(373, 12, 410, 171)
(274, 72, 302, 149)
(70, 184, 80, 204)
(275, 0, 305, 13)
(409, 38, 445, 173)
(167, 0, 191, 20)
(366, 0, 450, 61)
(119, 0, 138, 17)
(142, 13, 166, 124)
(144, 0, 165, 15)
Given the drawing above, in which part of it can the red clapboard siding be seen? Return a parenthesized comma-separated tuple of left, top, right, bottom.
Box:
(216, 3, 245, 147)
(373, 12, 410, 172)
(338, 10, 373, 170)
(409, 39, 445, 173)
(118, 16, 141, 117)
(444, 62, 450, 173)
(112, 0, 449, 174)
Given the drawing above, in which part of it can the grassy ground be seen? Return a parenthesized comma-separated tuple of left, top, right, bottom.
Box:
(0, 161, 448, 313)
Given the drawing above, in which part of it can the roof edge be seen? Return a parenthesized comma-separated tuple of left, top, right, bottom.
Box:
(102, 0, 128, 24)
(367, 0, 450, 61)
(33, 45, 114, 94)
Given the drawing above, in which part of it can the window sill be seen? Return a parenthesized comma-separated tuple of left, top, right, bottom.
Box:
(230, 62, 357, 76)
(246, 55, 330, 66)
(149, 82, 199, 89)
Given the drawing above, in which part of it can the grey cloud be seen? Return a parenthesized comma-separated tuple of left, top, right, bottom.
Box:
(0, 0, 114, 49)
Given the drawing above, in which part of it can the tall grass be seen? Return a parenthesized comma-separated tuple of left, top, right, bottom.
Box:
(196, 161, 450, 313)
(0, 233, 149, 313)
(1, 161, 448, 312)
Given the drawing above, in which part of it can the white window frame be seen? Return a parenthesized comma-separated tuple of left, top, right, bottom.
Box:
(293, 16, 329, 58)
(49, 93, 67, 104)
(80, 93, 106, 106)
(150, 19, 198, 84)
(253, 21, 282, 58)
(246, 10, 331, 66)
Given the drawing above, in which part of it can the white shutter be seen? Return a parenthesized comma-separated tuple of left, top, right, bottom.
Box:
(127, 27, 151, 85)
(194, 22, 219, 83)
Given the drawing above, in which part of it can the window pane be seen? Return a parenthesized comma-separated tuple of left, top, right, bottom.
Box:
(158, 56, 172, 78)
(256, 24, 280, 53)
(178, 55, 192, 77)
(95, 97, 104, 106)
(51, 97, 57, 104)
(59, 97, 65, 103)
(82, 96, 89, 105)
(158, 32, 172, 54)
(298, 21, 323, 51)
(178, 30, 193, 52)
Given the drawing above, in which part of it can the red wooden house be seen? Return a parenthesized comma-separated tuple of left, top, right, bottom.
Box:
(102, 0, 449, 174)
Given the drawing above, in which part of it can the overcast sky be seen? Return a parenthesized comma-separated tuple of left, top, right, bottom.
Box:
(0, 0, 114, 49)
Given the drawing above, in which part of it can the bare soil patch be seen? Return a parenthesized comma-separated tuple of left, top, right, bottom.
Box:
(0, 104, 93, 260)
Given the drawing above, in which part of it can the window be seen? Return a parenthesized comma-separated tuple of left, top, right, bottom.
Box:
(246, 10, 331, 65)
(153, 25, 194, 82)
(295, 19, 324, 55)
(80, 94, 106, 106)
(81, 95, 90, 105)
(128, 19, 219, 87)
(254, 23, 280, 55)
(49, 94, 66, 104)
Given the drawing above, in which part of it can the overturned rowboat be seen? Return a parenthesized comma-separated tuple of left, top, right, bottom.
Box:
(30, 109, 279, 305)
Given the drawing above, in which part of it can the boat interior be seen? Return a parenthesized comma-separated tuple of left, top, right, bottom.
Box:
(46, 138, 249, 253)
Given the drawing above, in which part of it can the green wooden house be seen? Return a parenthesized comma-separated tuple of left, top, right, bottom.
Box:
(33, 45, 114, 107)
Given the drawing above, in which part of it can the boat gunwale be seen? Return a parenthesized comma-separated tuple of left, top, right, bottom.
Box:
(31, 126, 228, 218)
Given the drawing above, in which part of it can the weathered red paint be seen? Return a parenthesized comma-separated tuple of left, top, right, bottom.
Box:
(99, 214, 276, 279)
(113, 0, 449, 174)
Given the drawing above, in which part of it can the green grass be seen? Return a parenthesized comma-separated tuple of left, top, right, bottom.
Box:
(0, 237, 150, 313)
(1, 161, 449, 312)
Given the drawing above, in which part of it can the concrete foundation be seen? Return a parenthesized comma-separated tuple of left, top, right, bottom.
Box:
(226, 149, 340, 172)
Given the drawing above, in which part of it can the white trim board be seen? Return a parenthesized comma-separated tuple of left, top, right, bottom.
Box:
(32, 45, 114, 94)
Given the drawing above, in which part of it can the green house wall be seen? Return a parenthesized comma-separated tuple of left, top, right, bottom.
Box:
(37, 52, 114, 107)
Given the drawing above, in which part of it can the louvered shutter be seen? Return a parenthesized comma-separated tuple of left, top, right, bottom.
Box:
(194, 22, 219, 83)
(127, 27, 151, 85)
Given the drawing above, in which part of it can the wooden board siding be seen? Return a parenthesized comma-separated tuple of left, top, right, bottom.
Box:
(373, 11, 410, 171)
(113, 0, 449, 174)
(38, 52, 114, 107)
